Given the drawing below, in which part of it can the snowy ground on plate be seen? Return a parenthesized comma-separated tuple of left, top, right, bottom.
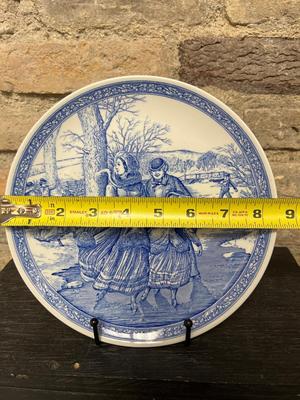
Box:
(185, 180, 248, 198)
(26, 225, 256, 328)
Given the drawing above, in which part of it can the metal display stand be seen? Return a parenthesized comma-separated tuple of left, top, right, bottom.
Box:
(90, 318, 194, 347)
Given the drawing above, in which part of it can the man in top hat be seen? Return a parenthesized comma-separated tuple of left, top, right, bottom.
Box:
(145, 157, 191, 198)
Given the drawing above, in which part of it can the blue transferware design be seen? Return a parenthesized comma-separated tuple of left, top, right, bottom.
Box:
(7, 78, 275, 346)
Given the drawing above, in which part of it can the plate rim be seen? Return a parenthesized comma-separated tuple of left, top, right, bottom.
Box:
(5, 75, 277, 347)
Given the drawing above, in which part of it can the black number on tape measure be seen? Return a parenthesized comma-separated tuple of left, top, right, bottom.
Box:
(186, 209, 195, 218)
(89, 208, 97, 217)
(122, 208, 130, 216)
(56, 208, 65, 217)
(220, 209, 229, 218)
(154, 208, 163, 218)
(253, 209, 262, 218)
(285, 209, 295, 219)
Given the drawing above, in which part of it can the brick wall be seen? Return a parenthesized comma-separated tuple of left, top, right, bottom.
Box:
(0, 0, 299, 267)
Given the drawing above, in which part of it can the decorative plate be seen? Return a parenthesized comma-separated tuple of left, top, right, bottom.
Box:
(6, 76, 276, 347)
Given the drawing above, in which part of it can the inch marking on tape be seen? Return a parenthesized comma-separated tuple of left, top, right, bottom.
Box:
(0, 196, 299, 229)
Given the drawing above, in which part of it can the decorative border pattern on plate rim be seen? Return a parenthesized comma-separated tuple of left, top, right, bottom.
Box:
(9, 80, 272, 342)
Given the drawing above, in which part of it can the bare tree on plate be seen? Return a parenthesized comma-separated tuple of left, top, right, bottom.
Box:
(43, 127, 62, 195)
(62, 95, 145, 195)
(109, 116, 171, 163)
(218, 144, 256, 197)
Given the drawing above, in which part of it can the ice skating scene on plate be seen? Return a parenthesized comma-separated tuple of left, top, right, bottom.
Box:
(23, 92, 259, 328)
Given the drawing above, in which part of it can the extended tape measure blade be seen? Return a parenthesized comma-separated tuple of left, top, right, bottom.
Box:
(0, 196, 299, 229)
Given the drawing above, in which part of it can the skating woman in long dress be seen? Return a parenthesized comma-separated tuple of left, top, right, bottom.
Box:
(91, 151, 150, 312)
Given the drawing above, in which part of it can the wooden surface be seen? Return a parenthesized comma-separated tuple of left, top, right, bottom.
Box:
(0, 247, 299, 399)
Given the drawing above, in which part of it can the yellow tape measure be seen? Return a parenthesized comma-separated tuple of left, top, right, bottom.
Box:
(1, 196, 299, 229)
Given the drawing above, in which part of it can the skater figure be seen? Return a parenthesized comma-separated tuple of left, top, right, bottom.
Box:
(38, 178, 50, 196)
(217, 174, 238, 198)
(91, 151, 150, 313)
(142, 158, 202, 308)
(76, 227, 121, 282)
(145, 157, 192, 198)
(25, 181, 38, 196)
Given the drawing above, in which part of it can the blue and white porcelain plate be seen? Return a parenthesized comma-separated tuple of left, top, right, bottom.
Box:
(6, 76, 276, 347)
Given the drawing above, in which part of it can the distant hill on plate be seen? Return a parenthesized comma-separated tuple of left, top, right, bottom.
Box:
(140, 149, 222, 176)
(29, 148, 226, 181)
